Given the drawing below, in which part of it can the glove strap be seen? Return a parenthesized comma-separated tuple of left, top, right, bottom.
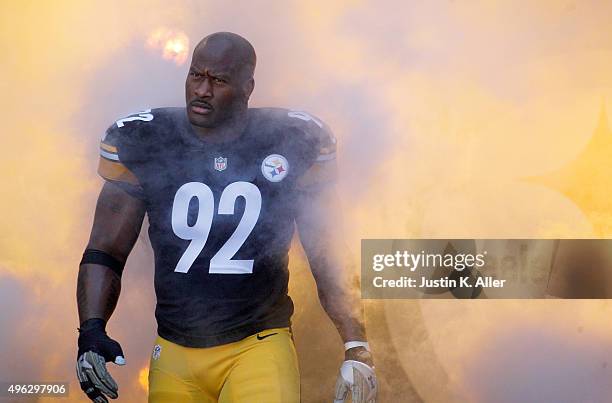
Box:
(344, 341, 370, 351)
(78, 318, 107, 333)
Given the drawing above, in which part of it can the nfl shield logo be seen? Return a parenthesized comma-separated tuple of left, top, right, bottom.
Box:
(214, 157, 227, 171)
(152, 344, 162, 360)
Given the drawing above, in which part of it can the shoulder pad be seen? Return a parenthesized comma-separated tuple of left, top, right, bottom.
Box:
(285, 109, 336, 162)
(279, 109, 337, 189)
(102, 108, 156, 147)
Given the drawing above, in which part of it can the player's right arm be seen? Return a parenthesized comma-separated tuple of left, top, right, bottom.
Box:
(78, 112, 149, 322)
(76, 182, 146, 403)
(77, 181, 146, 323)
(76, 113, 148, 403)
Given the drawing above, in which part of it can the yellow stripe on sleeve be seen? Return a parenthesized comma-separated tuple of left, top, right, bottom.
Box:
(296, 160, 337, 189)
(100, 142, 118, 153)
(98, 157, 140, 186)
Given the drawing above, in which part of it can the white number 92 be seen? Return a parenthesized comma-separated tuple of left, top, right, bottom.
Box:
(171, 181, 262, 275)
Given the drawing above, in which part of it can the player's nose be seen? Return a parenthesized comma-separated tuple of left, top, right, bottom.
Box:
(194, 78, 213, 98)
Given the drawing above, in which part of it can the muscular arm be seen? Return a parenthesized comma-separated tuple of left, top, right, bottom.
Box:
(296, 185, 371, 363)
(77, 182, 146, 324)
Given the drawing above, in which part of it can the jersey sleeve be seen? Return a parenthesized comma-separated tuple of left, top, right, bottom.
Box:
(292, 112, 338, 190)
(97, 121, 145, 199)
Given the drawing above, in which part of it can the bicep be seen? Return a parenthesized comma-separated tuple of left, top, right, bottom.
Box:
(87, 181, 146, 261)
(296, 185, 343, 267)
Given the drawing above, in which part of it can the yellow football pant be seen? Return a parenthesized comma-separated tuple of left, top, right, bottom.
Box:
(148, 327, 300, 403)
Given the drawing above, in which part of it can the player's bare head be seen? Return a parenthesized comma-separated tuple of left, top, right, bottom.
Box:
(186, 32, 256, 128)
(193, 32, 256, 81)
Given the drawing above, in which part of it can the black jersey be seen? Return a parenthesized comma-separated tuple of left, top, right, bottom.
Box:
(98, 107, 336, 347)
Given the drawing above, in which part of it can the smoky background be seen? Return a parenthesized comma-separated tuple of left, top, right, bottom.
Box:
(3, 1, 612, 402)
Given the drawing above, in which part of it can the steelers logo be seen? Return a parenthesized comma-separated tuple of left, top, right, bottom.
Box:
(261, 154, 289, 182)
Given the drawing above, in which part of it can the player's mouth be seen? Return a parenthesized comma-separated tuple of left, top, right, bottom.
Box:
(190, 101, 214, 115)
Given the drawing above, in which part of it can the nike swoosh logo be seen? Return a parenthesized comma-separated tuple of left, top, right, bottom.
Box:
(257, 333, 278, 340)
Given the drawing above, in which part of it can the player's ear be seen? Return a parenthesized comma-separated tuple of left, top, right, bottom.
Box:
(244, 78, 254, 99)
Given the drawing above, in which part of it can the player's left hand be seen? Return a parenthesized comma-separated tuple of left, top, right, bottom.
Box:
(333, 347, 377, 403)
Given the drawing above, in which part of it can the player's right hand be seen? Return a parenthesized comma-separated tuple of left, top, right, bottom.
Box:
(76, 319, 125, 403)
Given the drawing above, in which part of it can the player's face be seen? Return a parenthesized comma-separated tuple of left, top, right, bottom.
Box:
(185, 49, 250, 128)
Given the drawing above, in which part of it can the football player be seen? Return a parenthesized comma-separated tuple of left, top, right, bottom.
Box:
(76, 32, 377, 403)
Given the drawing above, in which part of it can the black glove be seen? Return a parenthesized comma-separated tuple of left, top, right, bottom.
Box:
(76, 319, 125, 403)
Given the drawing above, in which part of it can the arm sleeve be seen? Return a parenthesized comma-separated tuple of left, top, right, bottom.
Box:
(295, 116, 338, 190)
(97, 124, 145, 199)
